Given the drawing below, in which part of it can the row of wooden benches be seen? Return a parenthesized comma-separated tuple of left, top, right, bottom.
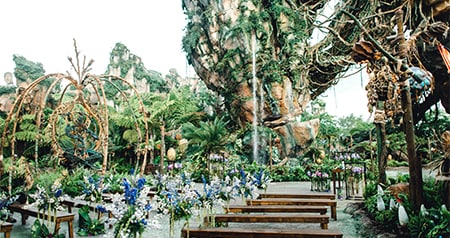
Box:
(182, 192, 343, 238)
(1, 192, 340, 238)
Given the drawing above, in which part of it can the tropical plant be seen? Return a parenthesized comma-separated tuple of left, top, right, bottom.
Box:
(408, 205, 450, 238)
(76, 205, 106, 236)
(182, 117, 229, 179)
(143, 87, 201, 173)
(31, 219, 64, 238)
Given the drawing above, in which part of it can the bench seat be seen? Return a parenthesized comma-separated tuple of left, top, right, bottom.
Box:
(0, 222, 13, 238)
(247, 198, 337, 220)
(8, 203, 74, 238)
(259, 193, 335, 200)
(181, 227, 343, 238)
(225, 205, 328, 215)
(205, 213, 330, 229)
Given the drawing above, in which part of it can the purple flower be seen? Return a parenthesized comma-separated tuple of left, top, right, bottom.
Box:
(352, 167, 362, 174)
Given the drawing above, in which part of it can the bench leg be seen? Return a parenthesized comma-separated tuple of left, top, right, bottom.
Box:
(321, 223, 328, 229)
(21, 214, 28, 225)
(4, 231, 11, 238)
(54, 222, 61, 234)
(68, 221, 74, 238)
(331, 206, 337, 220)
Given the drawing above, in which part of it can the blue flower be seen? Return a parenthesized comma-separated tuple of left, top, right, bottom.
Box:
(54, 189, 62, 198)
(96, 205, 108, 213)
(122, 178, 131, 192)
(144, 204, 152, 211)
(140, 219, 147, 225)
(136, 178, 146, 190)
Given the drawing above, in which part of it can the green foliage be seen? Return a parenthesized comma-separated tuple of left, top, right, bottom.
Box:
(183, 117, 229, 157)
(61, 168, 88, 197)
(77, 205, 105, 236)
(422, 178, 446, 209)
(13, 55, 45, 83)
(269, 165, 308, 182)
(408, 205, 450, 238)
(0, 86, 16, 95)
(387, 160, 409, 167)
(105, 42, 168, 96)
(31, 219, 64, 238)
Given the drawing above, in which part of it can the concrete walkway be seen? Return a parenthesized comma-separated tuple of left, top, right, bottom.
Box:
(4, 180, 362, 238)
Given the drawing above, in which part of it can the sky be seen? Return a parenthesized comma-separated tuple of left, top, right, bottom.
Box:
(320, 67, 371, 119)
(0, 1, 192, 81)
(0, 1, 369, 118)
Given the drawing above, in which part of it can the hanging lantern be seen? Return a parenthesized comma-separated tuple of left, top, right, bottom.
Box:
(273, 137, 281, 144)
(319, 150, 326, 159)
(167, 147, 176, 161)
(178, 139, 188, 153)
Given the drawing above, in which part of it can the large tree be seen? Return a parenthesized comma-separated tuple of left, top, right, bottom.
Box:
(182, 0, 450, 209)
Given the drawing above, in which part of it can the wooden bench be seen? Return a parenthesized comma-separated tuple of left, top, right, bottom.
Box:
(259, 193, 336, 200)
(0, 222, 13, 238)
(205, 213, 330, 229)
(225, 205, 328, 215)
(181, 227, 343, 238)
(247, 198, 338, 220)
(8, 203, 74, 238)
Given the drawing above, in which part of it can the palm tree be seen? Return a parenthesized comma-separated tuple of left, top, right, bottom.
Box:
(144, 87, 200, 174)
(182, 117, 229, 176)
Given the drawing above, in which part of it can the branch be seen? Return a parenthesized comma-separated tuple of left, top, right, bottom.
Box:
(340, 9, 425, 83)
(340, 9, 399, 63)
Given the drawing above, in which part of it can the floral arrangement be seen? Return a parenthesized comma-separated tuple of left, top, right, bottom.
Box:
(194, 176, 225, 227)
(154, 173, 199, 238)
(101, 175, 158, 238)
(350, 166, 363, 180)
(28, 179, 66, 238)
(252, 169, 272, 192)
(308, 170, 330, 192)
(79, 174, 106, 203)
(28, 180, 64, 213)
(232, 169, 259, 202)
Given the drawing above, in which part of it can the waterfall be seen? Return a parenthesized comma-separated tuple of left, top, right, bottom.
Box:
(251, 32, 259, 163)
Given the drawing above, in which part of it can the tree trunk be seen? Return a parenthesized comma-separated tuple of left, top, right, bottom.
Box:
(375, 101, 388, 185)
(159, 121, 166, 174)
(396, 10, 423, 210)
(149, 132, 155, 164)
